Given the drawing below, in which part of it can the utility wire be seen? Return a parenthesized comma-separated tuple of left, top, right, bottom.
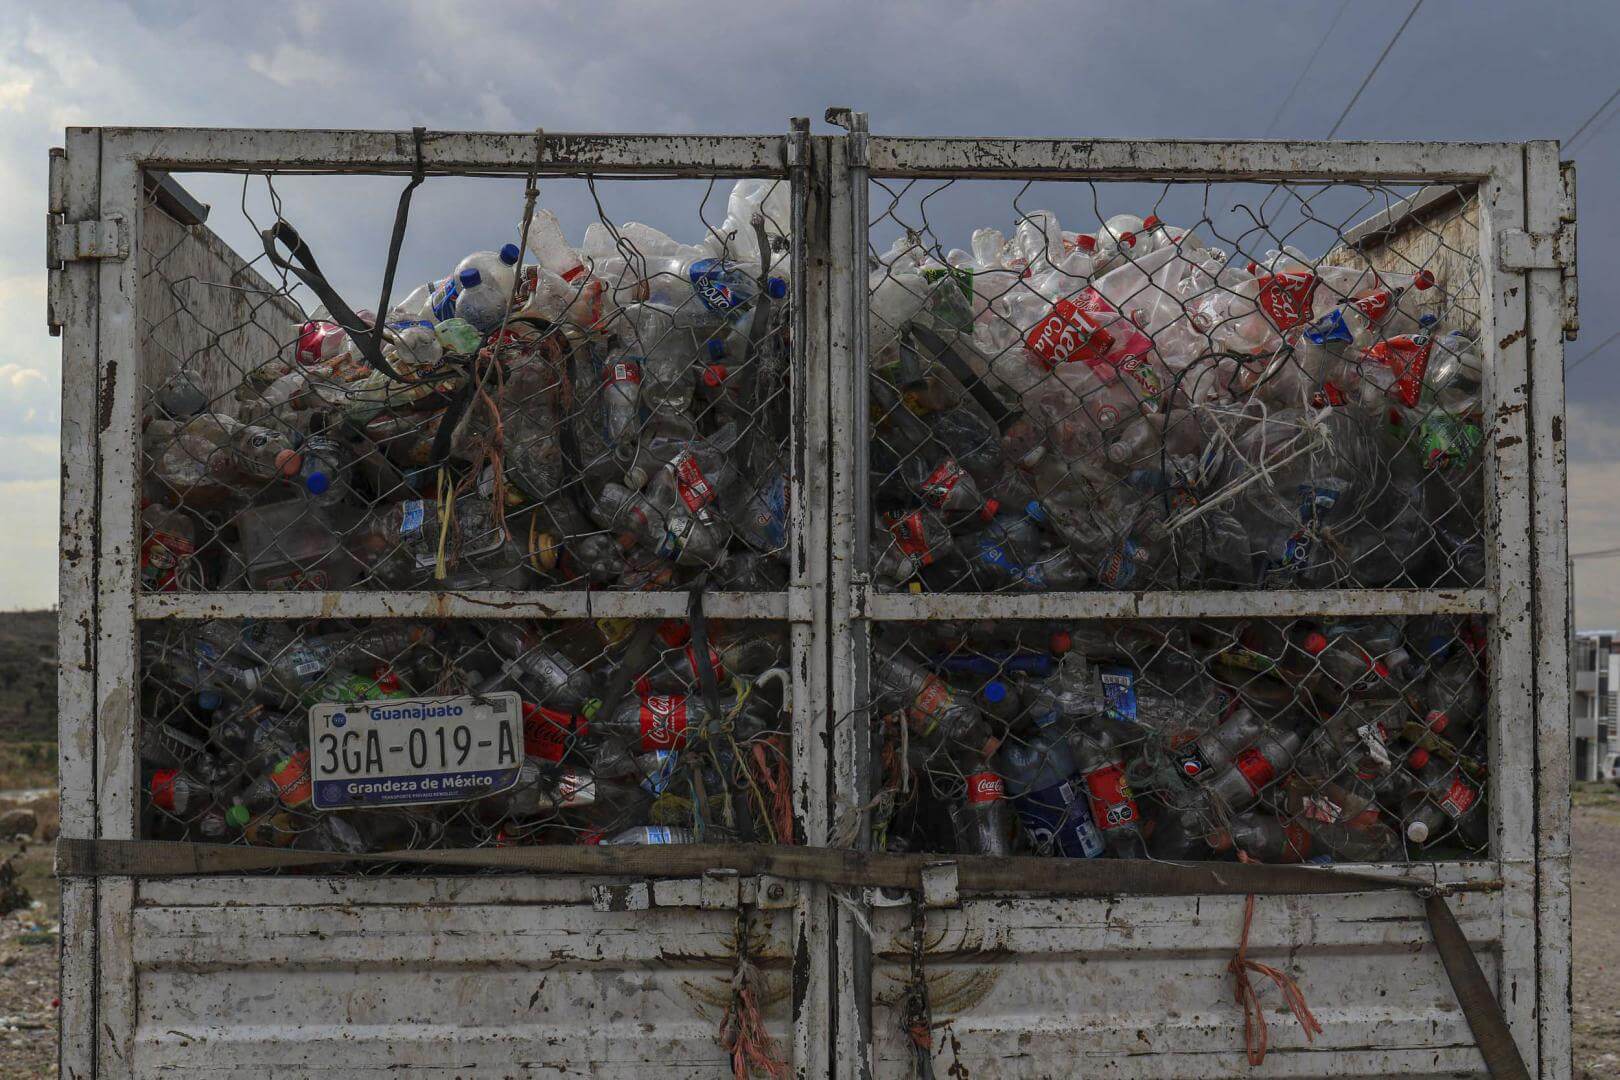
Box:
(1573, 545, 1620, 560)
(1260, 0, 1353, 139)
(1326, 0, 1425, 139)
(1567, 85, 1620, 150)
(1567, 327, 1620, 373)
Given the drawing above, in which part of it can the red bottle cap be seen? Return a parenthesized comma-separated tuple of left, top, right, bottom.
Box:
(978, 499, 1000, 522)
(1075, 234, 1098, 253)
(274, 449, 303, 476)
(1119, 232, 1136, 248)
(1408, 748, 1431, 769)
(1142, 215, 1161, 230)
(702, 363, 728, 388)
(1302, 631, 1328, 655)
(1050, 630, 1073, 655)
(1413, 269, 1435, 290)
(1247, 261, 1260, 275)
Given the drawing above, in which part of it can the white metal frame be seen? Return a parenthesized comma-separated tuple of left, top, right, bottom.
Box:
(53, 124, 833, 1079)
(828, 121, 1572, 1079)
(54, 124, 1572, 1078)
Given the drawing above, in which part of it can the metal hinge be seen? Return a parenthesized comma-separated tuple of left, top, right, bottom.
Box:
(864, 861, 961, 910)
(1498, 160, 1578, 339)
(48, 215, 128, 267)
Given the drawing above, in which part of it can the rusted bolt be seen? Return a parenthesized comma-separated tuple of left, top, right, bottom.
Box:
(767, 883, 786, 901)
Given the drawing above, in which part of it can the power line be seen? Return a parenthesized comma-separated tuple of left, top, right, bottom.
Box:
(1567, 84, 1620, 149)
(1260, 0, 1353, 139)
(1574, 546, 1620, 560)
(1326, 0, 1425, 139)
(1567, 327, 1620, 373)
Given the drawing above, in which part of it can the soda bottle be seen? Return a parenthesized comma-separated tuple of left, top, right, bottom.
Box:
(1422, 650, 1484, 744)
(484, 624, 597, 709)
(140, 502, 198, 592)
(872, 652, 999, 763)
(950, 771, 1011, 855)
(1068, 724, 1147, 857)
(1401, 748, 1487, 849)
(600, 824, 697, 845)
(994, 729, 1104, 858)
(1196, 722, 1302, 812)
(145, 768, 216, 818)
(873, 507, 957, 587)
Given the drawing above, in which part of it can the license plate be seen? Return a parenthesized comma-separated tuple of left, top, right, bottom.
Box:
(308, 692, 523, 810)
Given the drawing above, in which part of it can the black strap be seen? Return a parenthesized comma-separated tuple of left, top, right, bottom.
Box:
(1424, 891, 1532, 1079)
(905, 324, 1021, 433)
(688, 579, 726, 733)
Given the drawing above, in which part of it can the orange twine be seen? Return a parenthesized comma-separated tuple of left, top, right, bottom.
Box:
(1227, 886, 1324, 1066)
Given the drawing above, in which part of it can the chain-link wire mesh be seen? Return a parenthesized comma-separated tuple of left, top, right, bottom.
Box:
(138, 617, 796, 862)
(137, 171, 794, 592)
(847, 616, 1488, 866)
(864, 180, 1484, 592)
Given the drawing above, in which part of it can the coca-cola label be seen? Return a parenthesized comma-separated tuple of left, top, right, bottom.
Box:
(965, 772, 1005, 804)
(1349, 286, 1399, 325)
(890, 511, 937, 567)
(140, 530, 195, 592)
(150, 769, 180, 813)
(1083, 762, 1140, 830)
(638, 695, 688, 750)
(1440, 778, 1478, 818)
(1100, 666, 1138, 724)
(523, 705, 574, 762)
(672, 452, 716, 512)
(1013, 778, 1104, 858)
(1364, 334, 1433, 408)
(1256, 270, 1318, 330)
(1024, 288, 1152, 380)
(1233, 746, 1278, 795)
(920, 459, 965, 507)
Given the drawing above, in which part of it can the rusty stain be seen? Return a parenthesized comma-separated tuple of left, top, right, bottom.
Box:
(1496, 435, 1524, 450)
(1552, 414, 1564, 443)
(1498, 328, 1526, 349)
(96, 360, 117, 432)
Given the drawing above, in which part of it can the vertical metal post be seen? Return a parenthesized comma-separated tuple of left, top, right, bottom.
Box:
(1525, 139, 1574, 1080)
(54, 126, 101, 1080)
(1477, 150, 1541, 1066)
(787, 115, 833, 1080)
(826, 108, 874, 1080)
(93, 132, 143, 1080)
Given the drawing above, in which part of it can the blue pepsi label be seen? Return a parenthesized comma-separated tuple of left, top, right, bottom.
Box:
(687, 258, 749, 314)
(1014, 779, 1104, 858)
(430, 279, 462, 322)
(1100, 665, 1137, 723)
(975, 535, 1020, 576)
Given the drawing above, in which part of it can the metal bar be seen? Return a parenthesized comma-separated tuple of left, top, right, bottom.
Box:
(867, 137, 1519, 182)
(55, 126, 100, 1080)
(94, 130, 143, 1080)
(93, 127, 788, 177)
(859, 588, 1495, 622)
(786, 115, 832, 1080)
(826, 111, 876, 1080)
(1478, 149, 1541, 1067)
(1525, 139, 1574, 1080)
(135, 589, 790, 622)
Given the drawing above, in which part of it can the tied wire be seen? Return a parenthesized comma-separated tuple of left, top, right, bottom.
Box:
(1226, 884, 1324, 1065)
(719, 904, 787, 1080)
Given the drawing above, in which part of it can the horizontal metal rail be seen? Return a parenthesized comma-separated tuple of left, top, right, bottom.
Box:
(136, 589, 795, 622)
(865, 137, 1520, 182)
(858, 587, 1496, 622)
(94, 127, 791, 177)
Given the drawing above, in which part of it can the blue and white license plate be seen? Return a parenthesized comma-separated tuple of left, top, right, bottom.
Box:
(308, 692, 523, 810)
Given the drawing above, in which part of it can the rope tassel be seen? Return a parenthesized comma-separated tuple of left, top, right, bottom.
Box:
(1227, 892, 1323, 1065)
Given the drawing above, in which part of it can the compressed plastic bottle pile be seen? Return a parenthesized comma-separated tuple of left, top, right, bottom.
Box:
(867, 209, 1483, 593)
(871, 615, 1489, 864)
(140, 618, 794, 852)
(140, 179, 794, 595)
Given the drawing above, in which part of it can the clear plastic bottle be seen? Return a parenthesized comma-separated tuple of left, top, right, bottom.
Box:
(994, 728, 1104, 858)
(951, 771, 1011, 855)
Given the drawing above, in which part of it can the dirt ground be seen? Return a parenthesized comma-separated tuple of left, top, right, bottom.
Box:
(0, 796, 1617, 1078)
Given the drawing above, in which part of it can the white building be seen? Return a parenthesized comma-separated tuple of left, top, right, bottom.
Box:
(1573, 629, 1619, 781)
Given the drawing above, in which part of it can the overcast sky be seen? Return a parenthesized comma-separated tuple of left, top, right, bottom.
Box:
(3, 0, 1618, 624)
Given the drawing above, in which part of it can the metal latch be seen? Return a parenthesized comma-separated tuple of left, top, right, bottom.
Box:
(1497, 159, 1579, 340)
(47, 215, 128, 268)
(864, 861, 962, 910)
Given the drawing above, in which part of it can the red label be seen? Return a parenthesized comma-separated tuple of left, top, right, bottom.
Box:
(672, 453, 716, 512)
(684, 643, 725, 682)
(909, 675, 950, 731)
(1233, 747, 1278, 795)
(1440, 778, 1478, 818)
(140, 530, 195, 592)
(890, 511, 936, 565)
(921, 459, 965, 507)
(605, 360, 642, 386)
(151, 769, 179, 813)
(523, 704, 575, 762)
(1348, 286, 1397, 325)
(1084, 762, 1139, 829)
(1310, 381, 1349, 409)
(965, 772, 1004, 803)
(1279, 821, 1313, 862)
(638, 695, 688, 750)
(272, 751, 312, 808)
(1024, 288, 1153, 378)
(1364, 334, 1432, 408)
(1256, 271, 1318, 330)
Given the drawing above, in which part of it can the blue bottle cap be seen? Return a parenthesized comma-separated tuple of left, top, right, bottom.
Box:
(1418, 312, 1438, 327)
(706, 338, 726, 360)
(766, 277, 788, 300)
(196, 690, 223, 712)
(983, 680, 1009, 704)
(305, 471, 331, 495)
(459, 267, 482, 288)
(499, 243, 521, 265)
(1024, 500, 1048, 524)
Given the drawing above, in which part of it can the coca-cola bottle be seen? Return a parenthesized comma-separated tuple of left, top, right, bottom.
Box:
(950, 771, 1011, 855)
(1400, 748, 1487, 850)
